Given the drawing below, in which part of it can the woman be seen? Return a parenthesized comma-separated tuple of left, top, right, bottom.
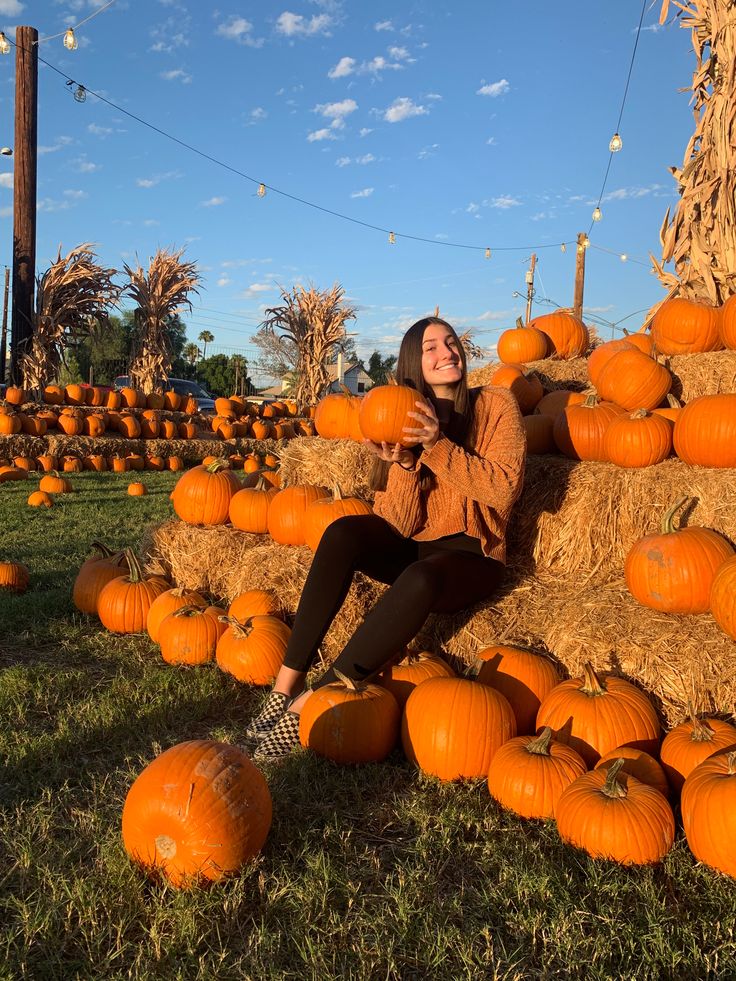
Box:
(248, 315, 526, 761)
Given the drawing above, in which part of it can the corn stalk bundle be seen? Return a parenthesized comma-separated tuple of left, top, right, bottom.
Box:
(261, 283, 356, 412)
(124, 248, 201, 394)
(652, 0, 736, 304)
(457, 330, 486, 362)
(19, 244, 120, 393)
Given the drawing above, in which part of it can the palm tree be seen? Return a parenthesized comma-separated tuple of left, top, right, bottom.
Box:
(183, 342, 201, 366)
(123, 247, 201, 393)
(198, 330, 214, 360)
(231, 354, 247, 396)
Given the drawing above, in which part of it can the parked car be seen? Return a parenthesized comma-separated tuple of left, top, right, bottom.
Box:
(113, 376, 216, 412)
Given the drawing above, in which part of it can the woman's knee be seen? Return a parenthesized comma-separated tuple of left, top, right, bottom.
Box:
(393, 560, 443, 604)
(316, 513, 382, 556)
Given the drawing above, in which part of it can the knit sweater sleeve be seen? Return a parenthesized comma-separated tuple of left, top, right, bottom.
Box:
(420, 387, 525, 511)
(371, 462, 424, 537)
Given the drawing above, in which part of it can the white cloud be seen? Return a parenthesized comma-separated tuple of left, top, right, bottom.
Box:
(363, 55, 403, 73)
(602, 184, 663, 202)
(466, 202, 480, 214)
(39, 136, 74, 155)
(350, 187, 374, 198)
(374, 20, 393, 31)
(276, 11, 333, 37)
(201, 196, 226, 207)
(63, 189, 86, 199)
(477, 79, 510, 97)
(307, 127, 337, 142)
(87, 123, 113, 137)
(241, 282, 274, 298)
(160, 68, 191, 84)
(356, 153, 375, 164)
(38, 197, 73, 213)
(143, 219, 159, 227)
(359, 127, 373, 137)
(0, 172, 12, 188)
(250, 107, 267, 122)
(216, 15, 263, 46)
(328, 56, 355, 79)
(336, 156, 351, 167)
(384, 97, 428, 123)
(217, 275, 231, 287)
(418, 144, 439, 159)
(388, 45, 410, 59)
(315, 98, 358, 122)
(486, 136, 497, 145)
(477, 310, 510, 321)
(489, 195, 521, 209)
(136, 170, 180, 188)
(74, 157, 100, 173)
(0, 0, 24, 14)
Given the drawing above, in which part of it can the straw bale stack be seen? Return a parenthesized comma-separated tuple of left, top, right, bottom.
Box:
(0, 434, 46, 459)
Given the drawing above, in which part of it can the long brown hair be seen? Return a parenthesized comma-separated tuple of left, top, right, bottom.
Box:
(369, 316, 475, 491)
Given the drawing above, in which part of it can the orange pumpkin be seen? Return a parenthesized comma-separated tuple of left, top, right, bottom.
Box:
(673, 394, 736, 468)
(227, 589, 282, 622)
(527, 311, 589, 359)
(39, 471, 73, 494)
(535, 662, 660, 767)
(0, 560, 30, 592)
(84, 414, 107, 437)
(594, 746, 669, 798)
(602, 409, 673, 468)
(720, 294, 736, 349)
(681, 749, 736, 878)
(20, 415, 47, 437)
(552, 394, 623, 461)
(659, 714, 736, 795)
(250, 418, 274, 441)
(64, 383, 87, 406)
(0, 412, 21, 435)
(533, 389, 586, 419)
(711, 555, 736, 640)
(377, 650, 455, 709)
(128, 482, 147, 496)
(97, 549, 169, 633)
(624, 497, 734, 614)
(314, 391, 363, 440)
(595, 348, 672, 412)
(303, 485, 373, 551)
(586, 337, 636, 388)
(72, 542, 128, 615)
(651, 297, 722, 354)
(476, 645, 562, 735)
(358, 385, 420, 447)
(171, 461, 241, 526)
(146, 586, 208, 642)
(121, 739, 272, 888)
(43, 385, 65, 405)
(497, 319, 549, 364)
(489, 364, 544, 415)
(215, 615, 291, 686)
(267, 484, 329, 546)
(159, 606, 222, 666)
(28, 490, 54, 508)
(229, 477, 278, 534)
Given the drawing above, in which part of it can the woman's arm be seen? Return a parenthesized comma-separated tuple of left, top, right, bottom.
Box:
(367, 442, 425, 537)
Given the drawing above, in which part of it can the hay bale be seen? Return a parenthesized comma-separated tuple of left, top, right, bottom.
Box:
(141, 519, 734, 725)
(143, 519, 386, 664)
(278, 438, 374, 498)
(511, 456, 736, 579)
(46, 433, 146, 458)
(468, 359, 589, 391)
(0, 434, 47, 459)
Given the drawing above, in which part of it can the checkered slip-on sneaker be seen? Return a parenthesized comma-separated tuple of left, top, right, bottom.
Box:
(245, 691, 291, 742)
(253, 710, 301, 762)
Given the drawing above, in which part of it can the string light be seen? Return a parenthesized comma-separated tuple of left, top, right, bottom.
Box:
(484, 247, 491, 259)
(0, 33, 10, 55)
(620, 253, 628, 261)
(609, 132, 623, 153)
(560, 243, 567, 253)
(388, 231, 396, 245)
(73, 84, 86, 103)
(592, 206, 602, 222)
(257, 183, 266, 198)
(63, 28, 78, 51)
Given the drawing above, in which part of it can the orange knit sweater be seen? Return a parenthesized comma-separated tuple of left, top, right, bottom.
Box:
(372, 386, 526, 562)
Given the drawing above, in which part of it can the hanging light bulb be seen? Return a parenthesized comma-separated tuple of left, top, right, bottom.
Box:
(73, 84, 86, 103)
(257, 183, 266, 198)
(620, 253, 628, 262)
(484, 247, 491, 259)
(0, 33, 10, 55)
(63, 28, 78, 51)
(560, 243, 567, 253)
(388, 231, 396, 245)
(592, 206, 602, 222)
(609, 132, 623, 153)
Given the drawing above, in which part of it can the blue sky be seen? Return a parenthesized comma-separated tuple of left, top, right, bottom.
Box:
(0, 0, 694, 384)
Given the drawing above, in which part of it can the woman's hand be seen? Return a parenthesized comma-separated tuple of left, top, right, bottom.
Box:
(402, 399, 440, 451)
(363, 439, 417, 470)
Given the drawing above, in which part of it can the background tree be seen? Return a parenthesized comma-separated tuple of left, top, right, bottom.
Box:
(19, 243, 120, 392)
(250, 326, 299, 381)
(261, 283, 356, 411)
(366, 350, 397, 387)
(653, 0, 736, 304)
(183, 342, 201, 367)
(196, 354, 253, 397)
(197, 330, 214, 360)
(124, 248, 201, 394)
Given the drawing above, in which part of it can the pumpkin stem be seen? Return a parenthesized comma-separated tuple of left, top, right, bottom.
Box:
(664, 393, 681, 409)
(689, 714, 716, 743)
(630, 408, 650, 420)
(525, 727, 554, 757)
(661, 496, 690, 535)
(90, 541, 115, 558)
(172, 604, 205, 618)
(727, 751, 736, 775)
(123, 547, 144, 583)
(581, 393, 600, 408)
(334, 668, 366, 692)
(331, 483, 344, 501)
(579, 662, 607, 696)
(600, 758, 629, 799)
(515, 316, 524, 329)
(220, 615, 254, 638)
(205, 459, 230, 474)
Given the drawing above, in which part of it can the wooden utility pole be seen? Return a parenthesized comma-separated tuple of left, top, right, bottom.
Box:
(524, 253, 537, 324)
(573, 232, 586, 321)
(10, 25, 38, 384)
(0, 266, 10, 381)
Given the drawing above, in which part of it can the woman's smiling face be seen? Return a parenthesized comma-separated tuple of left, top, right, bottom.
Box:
(421, 322, 464, 393)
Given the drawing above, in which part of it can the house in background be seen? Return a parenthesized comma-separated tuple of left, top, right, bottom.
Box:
(260, 361, 372, 398)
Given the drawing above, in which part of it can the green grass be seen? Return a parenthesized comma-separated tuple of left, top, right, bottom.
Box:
(2, 471, 736, 980)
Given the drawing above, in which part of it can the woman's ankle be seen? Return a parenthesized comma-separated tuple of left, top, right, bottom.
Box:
(288, 688, 313, 716)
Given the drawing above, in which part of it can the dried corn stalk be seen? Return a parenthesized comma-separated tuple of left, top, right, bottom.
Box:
(457, 329, 486, 362)
(261, 283, 356, 411)
(20, 244, 119, 393)
(652, 0, 736, 304)
(124, 248, 201, 394)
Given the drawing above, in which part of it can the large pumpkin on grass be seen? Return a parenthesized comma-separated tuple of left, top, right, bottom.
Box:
(72, 542, 128, 614)
(377, 650, 455, 709)
(681, 750, 736, 878)
(556, 759, 675, 865)
(673, 394, 736, 468)
(146, 586, 208, 643)
(402, 677, 516, 781)
(527, 311, 589, 359)
(659, 714, 736, 795)
(97, 550, 169, 634)
(159, 606, 221, 666)
(594, 746, 669, 798)
(535, 662, 660, 767)
(476, 645, 562, 735)
(624, 497, 734, 614)
(0, 561, 30, 593)
(651, 296, 722, 354)
(172, 461, 241, 526)
(358, 384, 419, 447)
(216, 615, 291, 685)
(122, 739, 271, 888)
(487, 727, 587, 820)
(299, 671, 401, 764)
(39, 471, 73, 494)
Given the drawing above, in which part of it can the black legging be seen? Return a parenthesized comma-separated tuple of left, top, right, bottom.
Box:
(282, 514, 505, 689)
